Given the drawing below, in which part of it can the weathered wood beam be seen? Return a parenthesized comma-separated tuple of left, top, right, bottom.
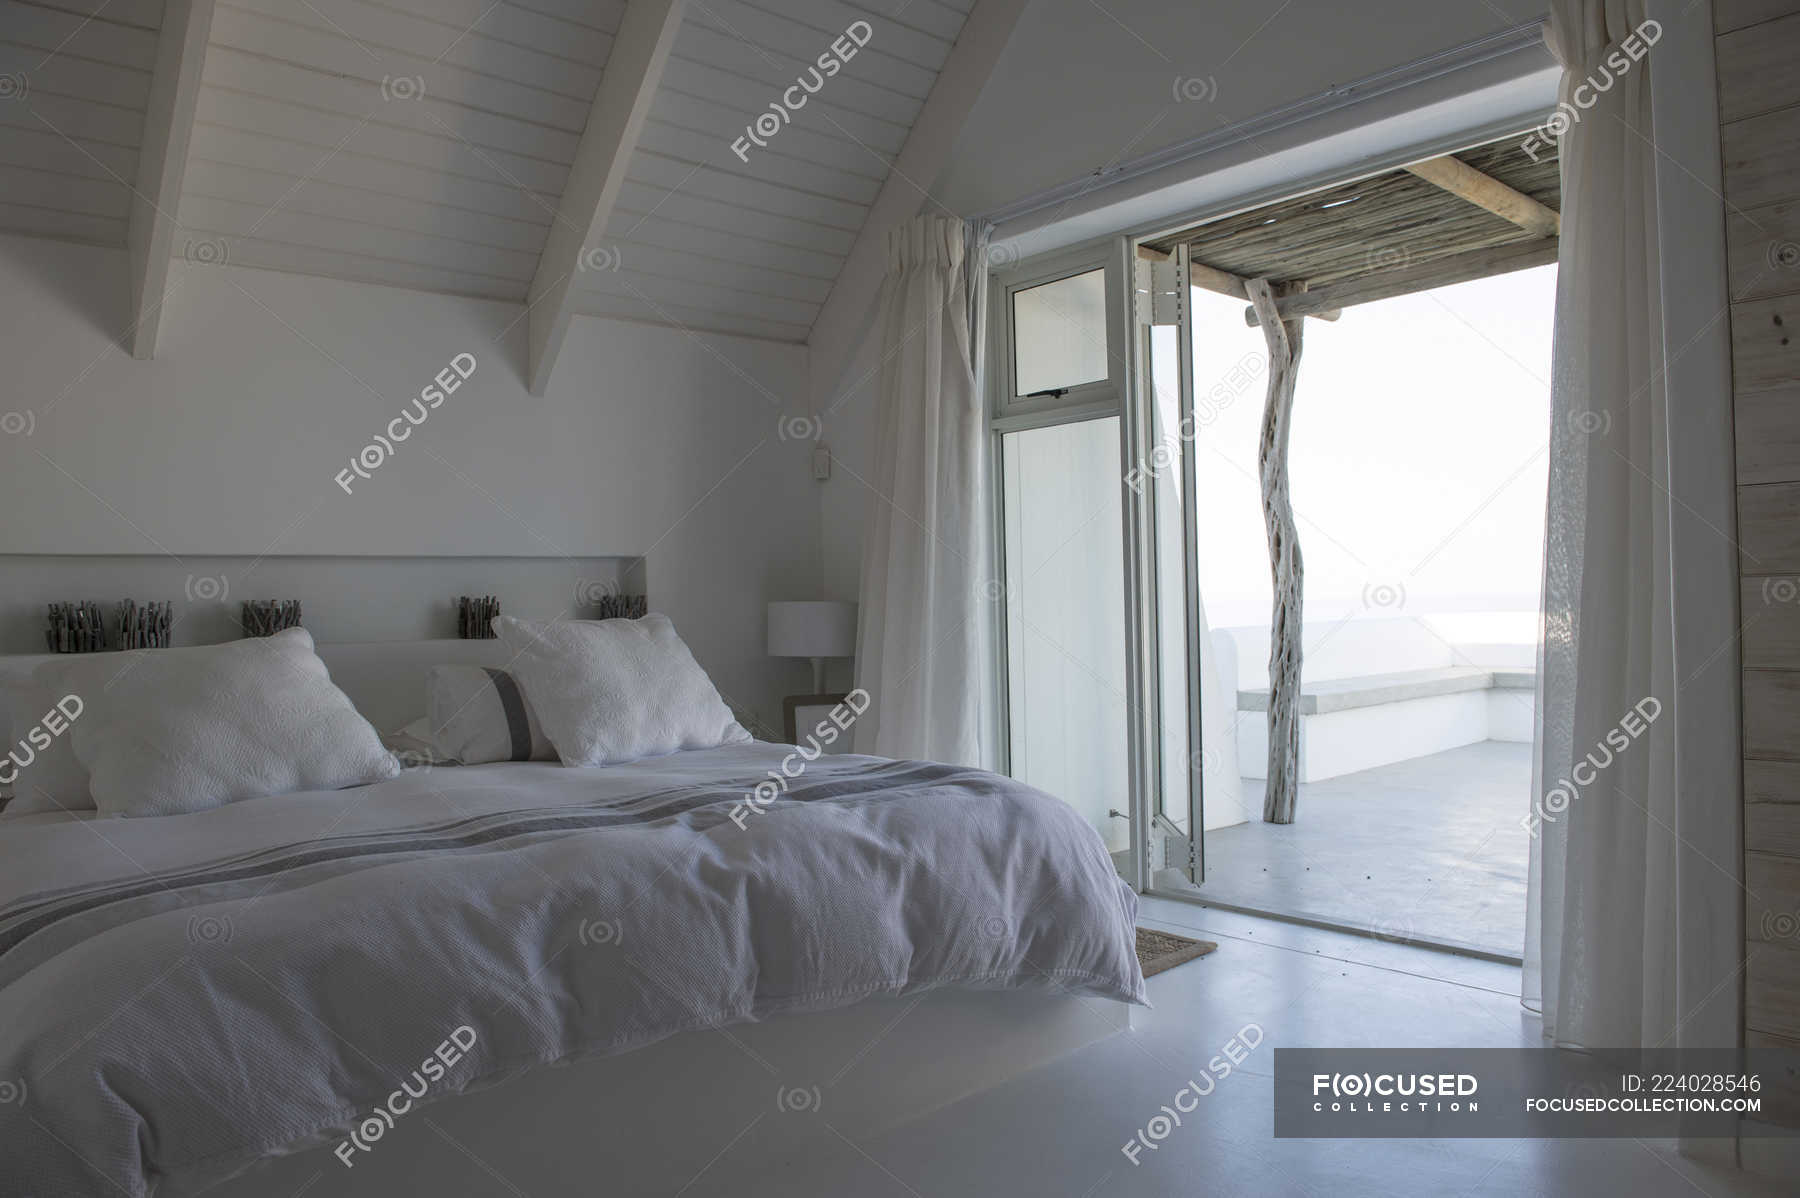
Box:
(1243, 237, 1559, 326)
(1167, 252, 1340, 319)
(1246, 278, 1304, 825)
(526, 0, 686, 395)
(1404, 154, 1561, 237)
(127, 0, 216, 359)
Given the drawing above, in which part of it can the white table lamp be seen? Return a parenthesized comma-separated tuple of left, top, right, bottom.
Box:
(768, 601, 857, 693)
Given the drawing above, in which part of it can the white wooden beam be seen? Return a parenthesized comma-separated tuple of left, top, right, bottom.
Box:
(807, 0, 1030, 405)
(526, 0, 686, 396)
(127, 0, 216, 359)
(1404, 154, 1561, 238)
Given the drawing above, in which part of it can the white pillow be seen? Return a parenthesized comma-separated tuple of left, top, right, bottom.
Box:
(422, 664, 556, 764)
(36, 628, 400, 817)
(2, 677, 94, 815)
(493, 614, 749, 766)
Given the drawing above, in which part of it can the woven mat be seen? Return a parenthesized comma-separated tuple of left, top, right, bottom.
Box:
(1136, 927, 1218, 978)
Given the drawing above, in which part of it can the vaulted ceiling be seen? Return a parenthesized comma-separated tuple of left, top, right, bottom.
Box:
(0, 0, 976, 350)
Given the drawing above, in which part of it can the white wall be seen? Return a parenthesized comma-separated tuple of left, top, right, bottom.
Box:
(0, 234, 822, 727)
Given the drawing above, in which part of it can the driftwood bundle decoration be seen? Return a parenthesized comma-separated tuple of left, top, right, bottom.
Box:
(116, 600, 173, 649)
(457, 595, 500, 639)
(241, 600, 302, 637)
(1247, 278, 1305, 826)
(46, 602, 108, 653)
(586, 593, 647, 621)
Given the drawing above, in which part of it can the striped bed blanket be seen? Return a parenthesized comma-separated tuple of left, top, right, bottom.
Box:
(0, 745, 1143, 1195)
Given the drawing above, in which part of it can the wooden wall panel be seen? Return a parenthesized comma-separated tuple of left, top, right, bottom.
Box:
(1716, 13, 1800, 122)
(1726, 202, 1800, 303)
(1741, 480, 1800, 572)
(1744, 670, 1800, 760)
(1736, 387, 1800, 484)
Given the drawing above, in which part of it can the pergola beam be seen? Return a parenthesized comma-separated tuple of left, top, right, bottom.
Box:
(1403, 154, 1561, 238)
(526, 0, 685, 396)
(1243, 237, 1559, 326)
(127, 0, 216, 359)
(1138, 245, 1339, 319)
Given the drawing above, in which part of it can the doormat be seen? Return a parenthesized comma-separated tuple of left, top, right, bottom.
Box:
(1136, 927, 1218, 978)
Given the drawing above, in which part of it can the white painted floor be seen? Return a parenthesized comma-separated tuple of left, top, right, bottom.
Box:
(684, 899, 1790, 1198)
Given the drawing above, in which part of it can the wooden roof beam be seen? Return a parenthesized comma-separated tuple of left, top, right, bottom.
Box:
(127, 0, 217, 359)
(1403, 155, 1561, 238)
(1137, 246, 1339, 319)
(526, 0, 686, 396)
(1243, 237, 1559, 326)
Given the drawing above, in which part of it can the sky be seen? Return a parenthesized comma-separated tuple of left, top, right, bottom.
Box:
(1168, 264, 1556, 631)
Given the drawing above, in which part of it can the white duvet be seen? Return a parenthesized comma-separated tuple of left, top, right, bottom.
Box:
(0, 745, 1144, 1196)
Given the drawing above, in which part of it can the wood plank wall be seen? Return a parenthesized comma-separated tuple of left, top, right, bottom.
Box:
(1717, 0, 1800, 1138)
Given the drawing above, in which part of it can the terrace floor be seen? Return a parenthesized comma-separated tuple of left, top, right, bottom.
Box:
(1163, 740, 1533, 958)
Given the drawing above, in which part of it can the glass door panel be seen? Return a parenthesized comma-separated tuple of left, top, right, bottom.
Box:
(1001, 416, 1131, 877)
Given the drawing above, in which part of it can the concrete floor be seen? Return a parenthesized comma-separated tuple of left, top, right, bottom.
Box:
(693, 902, 1787, 1198)
(1174, 741, 1532, 957)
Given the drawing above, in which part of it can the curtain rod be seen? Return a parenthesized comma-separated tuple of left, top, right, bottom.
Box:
(975, 19, 1552, 229)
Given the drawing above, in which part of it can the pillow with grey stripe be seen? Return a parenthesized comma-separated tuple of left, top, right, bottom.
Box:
(423, 665, 556, 764)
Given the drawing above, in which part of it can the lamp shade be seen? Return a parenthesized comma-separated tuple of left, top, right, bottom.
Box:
(767, 601, 857, 659)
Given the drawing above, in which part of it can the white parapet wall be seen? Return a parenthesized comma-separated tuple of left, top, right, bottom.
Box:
(1217, 614, 1538, 785)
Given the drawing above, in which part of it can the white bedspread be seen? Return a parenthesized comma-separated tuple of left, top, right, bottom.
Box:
(0, 745, 1143, 1196)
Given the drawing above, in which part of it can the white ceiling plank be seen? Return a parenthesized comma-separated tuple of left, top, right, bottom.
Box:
(0, 201, 128, 246)
(676, 21, 929, 121)
(0, 0, 161, 71)
(507, 0, 629, 35)
(182, 159, 552, 255)
(648, 88, 885, 180)
(127, 0, 216, 359)
(637, 118, 881, 205)
(527, 0, 688, 395)
(809, 0, 1025, 393)
(0, 91, 147, 148)
(0, 126, 139, 182)
(0, 165, 129, 219)
(0, 41, 152, 109)
(658, 54, 910, 156)
(200, 47, 583, 163)
(842, 0, 966, 42)
(27, 0, 164, 30)
(374, 0, 623, 55)
(187, 118, 562, 224)
(627, 148, 866, 229)
(208, 6, 593, 133)
(177, 194, 540, 283)
(697, 0, 950, 77)
(224, 0, 603, 101)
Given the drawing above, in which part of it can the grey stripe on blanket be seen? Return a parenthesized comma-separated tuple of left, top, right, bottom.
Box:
(0, 758, 963, 963)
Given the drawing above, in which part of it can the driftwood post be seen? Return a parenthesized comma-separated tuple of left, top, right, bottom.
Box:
(1246, 279, 1305, 824)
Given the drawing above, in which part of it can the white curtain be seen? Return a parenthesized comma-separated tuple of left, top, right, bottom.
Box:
(1526, 0, 1682, 1049)
(852, 216, 991, 765)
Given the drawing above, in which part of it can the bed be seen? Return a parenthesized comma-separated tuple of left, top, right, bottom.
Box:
(0, 639, 1145, 1196)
